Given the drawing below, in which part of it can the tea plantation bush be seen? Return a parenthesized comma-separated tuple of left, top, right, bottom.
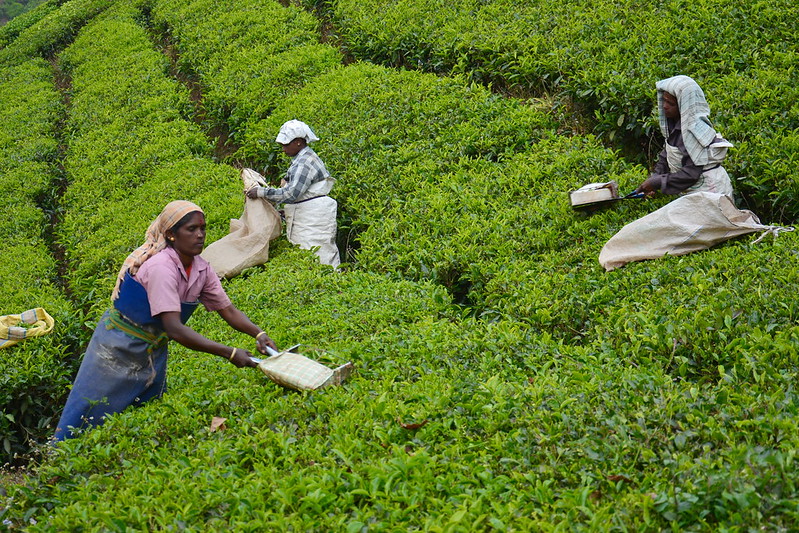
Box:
(150, 0, 341, 146)
(0, 0, 58, 49)
(0, 0, 115, 65)
(54, 2, 234, 310)
(325, 0, 799, 220)
(0, 59, 75, 460)
(7, 250, 799, 529)
(2, 0, 799, 530)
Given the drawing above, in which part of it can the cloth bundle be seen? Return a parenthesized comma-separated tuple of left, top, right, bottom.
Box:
(599, 192, 794, 271)
(0, 308, 55, 349)
(201, 169, 282, 278)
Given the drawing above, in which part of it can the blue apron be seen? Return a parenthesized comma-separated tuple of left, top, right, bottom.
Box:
(54, 272, 198, 441)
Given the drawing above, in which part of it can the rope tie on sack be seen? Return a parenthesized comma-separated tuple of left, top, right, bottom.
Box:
(752, 225, 795, 245)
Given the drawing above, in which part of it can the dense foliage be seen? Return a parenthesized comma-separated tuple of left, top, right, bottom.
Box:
(325, 0, 799, 221)
(0, 58, 75, 459)
(1, 0, 798, 530)
(0, 0, 49, 26)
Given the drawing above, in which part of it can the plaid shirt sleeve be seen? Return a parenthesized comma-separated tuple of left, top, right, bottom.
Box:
(257, 148, 321, 204)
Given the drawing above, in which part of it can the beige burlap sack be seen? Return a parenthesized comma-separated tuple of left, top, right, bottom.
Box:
(0, 308, 54, 349)
(599, 192, 794, 271)
(201, 169, 282, 278)
(258, 349, 353, 391)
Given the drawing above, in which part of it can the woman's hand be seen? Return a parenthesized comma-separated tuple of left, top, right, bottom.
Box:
(228, 347, 259, 368)
(255, 331, 277, 355)
(245, 187, 260, 199)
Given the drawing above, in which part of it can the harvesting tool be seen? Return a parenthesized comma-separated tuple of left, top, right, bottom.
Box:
(570, 180, 644, 211)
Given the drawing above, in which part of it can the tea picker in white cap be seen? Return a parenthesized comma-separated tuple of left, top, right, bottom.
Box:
(245, 120, 341, 268)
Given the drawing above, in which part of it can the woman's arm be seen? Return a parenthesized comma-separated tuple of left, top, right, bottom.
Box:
(160, 310, 264, 368)
(217, 304, 277, 355)
(247, 153, 319, 204)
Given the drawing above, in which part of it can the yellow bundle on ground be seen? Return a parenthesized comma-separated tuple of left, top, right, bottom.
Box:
(0, 308, 54, 349)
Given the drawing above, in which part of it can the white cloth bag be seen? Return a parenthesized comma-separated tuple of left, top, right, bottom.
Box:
(201, 169, 282, 278)
(599, 192, 793, 271)
(283, 178, 340, 268)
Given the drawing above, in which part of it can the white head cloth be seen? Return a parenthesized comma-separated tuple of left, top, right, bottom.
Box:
(275, 120, 320, 144)
(656, 75, 729, 166)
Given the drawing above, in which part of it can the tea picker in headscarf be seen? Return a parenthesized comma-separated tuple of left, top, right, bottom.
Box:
(635, 75, 734, 198)
(245, 120, 341, 268)
(54, 201, 278, 441)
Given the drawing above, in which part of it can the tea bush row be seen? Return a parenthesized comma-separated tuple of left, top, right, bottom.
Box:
(0, 0, 115, 65)
(0, 58, 74, 461)
(53, 2, 241, 312)
(0, 0, 127, 465)
(149, 0, 341, 149)
(0, 0, 58, 49)
(324, 0, 799, 220)
(8, 249, 799, 530)
(3, 0, 799, 529)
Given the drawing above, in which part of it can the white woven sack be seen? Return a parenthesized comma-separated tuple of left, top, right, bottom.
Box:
(599, 192, 793, 271)
(258, 350, 334, 391)
(201, 169, 282, 278)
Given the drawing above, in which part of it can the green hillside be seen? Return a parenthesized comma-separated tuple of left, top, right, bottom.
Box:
(1, 0, 798, 530)
(0, 0, 49, 26)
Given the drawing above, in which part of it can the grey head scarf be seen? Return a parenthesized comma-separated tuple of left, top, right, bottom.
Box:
(656, 75, 731, 166)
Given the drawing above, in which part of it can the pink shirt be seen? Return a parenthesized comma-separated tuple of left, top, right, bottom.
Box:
(134, 246, 231, 317)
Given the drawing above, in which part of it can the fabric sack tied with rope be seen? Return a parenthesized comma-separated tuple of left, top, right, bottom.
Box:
(599, 192, 794, 271)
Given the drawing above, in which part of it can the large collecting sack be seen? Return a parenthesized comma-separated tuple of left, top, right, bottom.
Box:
(202, 169, 282, 278)
(599, 192, 793, 271)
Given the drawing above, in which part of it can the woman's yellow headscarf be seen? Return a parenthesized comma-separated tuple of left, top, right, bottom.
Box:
(111, 200, 203, 300)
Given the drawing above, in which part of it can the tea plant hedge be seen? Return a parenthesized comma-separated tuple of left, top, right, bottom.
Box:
(55, 2, 223, 308)
(149, 0, 341, 148)
(0, 58, 75, 459)
(2, 0, 799, 530)
(0, 0, 58, 49)
(0, 0, 116, 65)
(325, 0, 799, 221)
(7, 249, 799, 530)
